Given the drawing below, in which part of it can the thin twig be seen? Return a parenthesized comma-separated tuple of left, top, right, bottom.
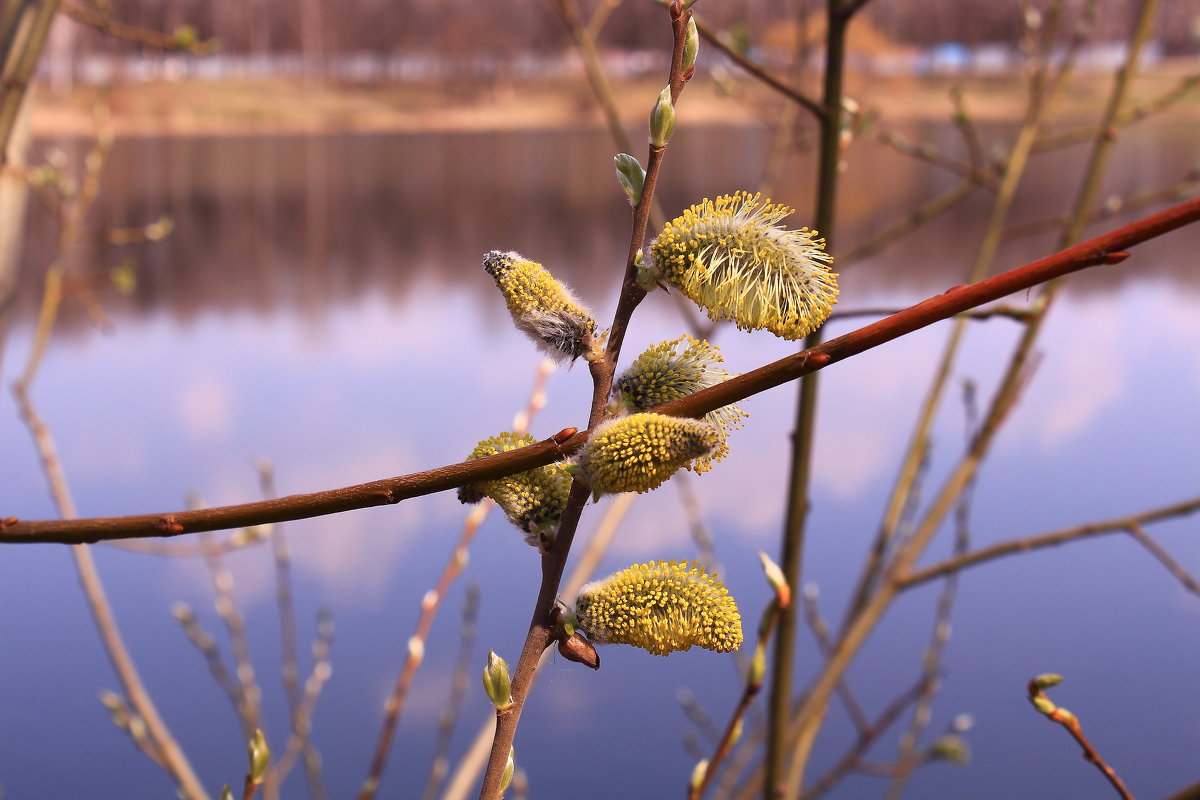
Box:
(799, 586, 870, 735)
(896, 496, 1200, 590)
(61, 1, 216, 53)
(1124, 522, 1200, 598)
(258, 462, 325, 800)
(199, 530, 265, 740)
(421, 585, 481, 800)
(797, 677, 932, 800)
(12, 384, 210, 800)
(693, 17, 825, 120)
(1027, 676, 1135, 800)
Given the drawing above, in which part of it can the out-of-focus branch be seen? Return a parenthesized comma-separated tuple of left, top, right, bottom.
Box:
(693, 17, 825, 120)
(1027, 675, 1135, 800)
(897, 496, 1200, 590)
(61, 2, 217, 53)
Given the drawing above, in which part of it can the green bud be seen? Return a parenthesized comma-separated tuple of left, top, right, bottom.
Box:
(500, 746, 515, 797)
(171, 24, 199, 51)
(1033, 673, 1064, 689)
(220, 785, 234, 800)
(483, 650, 514, 711)
(1030, 695, 1056, 716)
(757, 551, 790, 608)
(682, 18, 699, 72)
(614, 153, 646, 207)
(248, 729, 269, 784)
(749, 641, 766, 688)
(690, 759, 709, 791)
(730, 718, 744, 747)
(928, 734, 971, 765)
(649, 86, 676, 148)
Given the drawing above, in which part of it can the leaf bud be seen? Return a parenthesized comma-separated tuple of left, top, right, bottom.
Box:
(649, 85, 676, 148)
(482, 650, 514, 712)
(614, 153, 646, 207)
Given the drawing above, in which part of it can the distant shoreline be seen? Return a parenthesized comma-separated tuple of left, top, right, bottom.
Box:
(27, 65, 1199, 138)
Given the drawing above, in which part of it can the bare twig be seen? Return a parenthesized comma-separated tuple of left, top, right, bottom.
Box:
(897, 496, 1200, 590)
(421, 585, 480, 800)
(61, 1, 216, 53)
(1124, 522, 1200, 598)
(1027, 676, 1135, 800)
(693, 17, 825, 120)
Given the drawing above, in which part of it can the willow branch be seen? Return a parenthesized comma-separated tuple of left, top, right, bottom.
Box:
(3, 196, 1198, 546)
(1125, 522, 1200, 598)
(693, 17, 825, 120)
(897, 496, 1200, 590)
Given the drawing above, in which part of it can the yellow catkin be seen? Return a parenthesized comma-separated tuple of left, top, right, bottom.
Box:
(575, 560, 743, 656)
(458, 432, 571, 546)
(614, 335, 747, 473)
(577, 413, 719, 494)
(483, 250, 597, 362)
(649, 192, 838, 340)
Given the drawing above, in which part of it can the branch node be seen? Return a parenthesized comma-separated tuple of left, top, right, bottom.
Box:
(154, 516, 185, 534)
(552, 427, 579, 446)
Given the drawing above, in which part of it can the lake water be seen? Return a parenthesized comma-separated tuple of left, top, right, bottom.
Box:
(1, 120, 1198, 799)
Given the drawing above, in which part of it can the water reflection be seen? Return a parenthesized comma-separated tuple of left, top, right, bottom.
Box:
(16, 121, 1200, 333)
(2, 123, 1199, 800)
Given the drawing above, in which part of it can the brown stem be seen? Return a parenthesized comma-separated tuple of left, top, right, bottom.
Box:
(477, 7, 696, 797)
(4, 196, 1199, 546)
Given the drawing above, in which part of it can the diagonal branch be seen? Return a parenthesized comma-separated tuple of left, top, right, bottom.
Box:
(2, 196, 1199, 546)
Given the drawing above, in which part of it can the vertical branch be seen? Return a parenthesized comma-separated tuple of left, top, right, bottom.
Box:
(477, 7, 696, 798)
(764, 0, 854, 795)
(421, 585, 481, 800)
(780, 4, 1163, 794)
(0, 0, 59, 164)
(258, 463, 327, 800)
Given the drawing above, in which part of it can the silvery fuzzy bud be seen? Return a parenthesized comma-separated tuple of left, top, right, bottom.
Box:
(649, 86, 676, 148)
(482, 650, 513, 712)
(483, 250, 598, 363)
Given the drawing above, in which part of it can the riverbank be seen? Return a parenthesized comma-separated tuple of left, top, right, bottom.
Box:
(27, 63, 1199, 137)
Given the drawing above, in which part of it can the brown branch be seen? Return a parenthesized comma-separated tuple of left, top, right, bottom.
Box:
(1124, 522, 1200, 598)
(3, 196, 1199, 546)
(896, 496, 1200, 590)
